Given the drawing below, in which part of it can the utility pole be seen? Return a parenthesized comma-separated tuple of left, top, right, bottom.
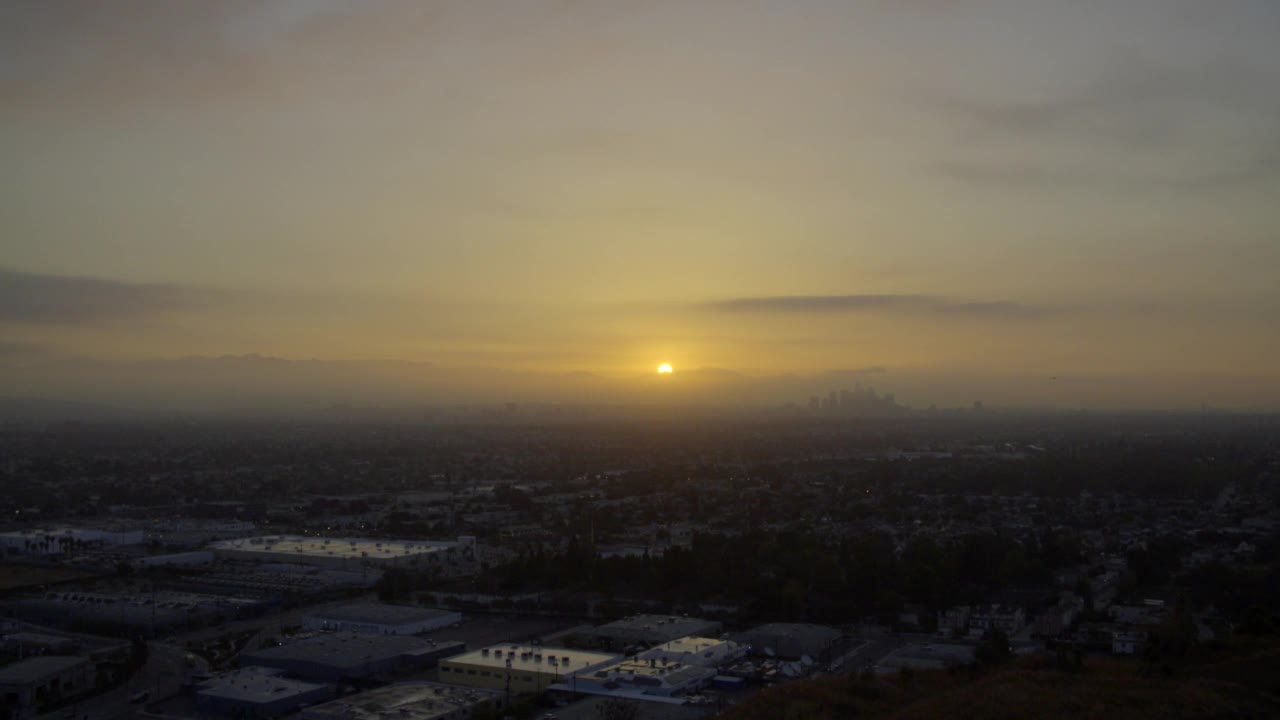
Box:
(504, 658, 512, 709)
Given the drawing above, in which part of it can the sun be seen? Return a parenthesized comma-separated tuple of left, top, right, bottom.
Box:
(657, 363, 673, 375)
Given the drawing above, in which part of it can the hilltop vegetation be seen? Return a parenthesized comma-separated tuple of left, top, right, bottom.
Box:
(722, 641, 1280, 720)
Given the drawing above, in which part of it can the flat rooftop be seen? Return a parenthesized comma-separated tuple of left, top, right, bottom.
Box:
(210, 536, 457, 560)
(3, 632, 75, 645)
(308, 602, 457, 626)
(738, 623, 842, 642)
(582, 658, 711, 686)
(302, 682, 501, 720)
(197, 667, 328, 704)
(443, 644, 617, 674)
(646, 636, 738, 656)
(0, 656, 89, 684)
(243, 633, 463, 670)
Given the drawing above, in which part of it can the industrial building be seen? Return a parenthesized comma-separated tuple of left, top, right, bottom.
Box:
(240, 633, 464, 683)
(2, 632, 79, 656)
(0, 527, 143, 555)
(195, 666, 333, 718)
(302, 681, 505, 720)
(210, 535, 471, 571)
(2, 590, 262, 635)
(438, 644, 618, 694)
(580, 615, 722, 651)
(565, 657, 716, 698)
(302, 603, 461, 636)
(638, 636, 745, 668)
(875, 643, 975, 673)
(133, 551, 215, 569)
(733, 623, 843, 660)
(173, 565, 374, 600)
(0, 656, 95, 716)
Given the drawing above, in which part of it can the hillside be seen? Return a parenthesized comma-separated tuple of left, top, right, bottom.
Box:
(721, 646, 1280, 720)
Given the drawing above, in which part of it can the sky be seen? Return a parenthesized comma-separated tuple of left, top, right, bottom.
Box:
(2, 0, 1279, 409)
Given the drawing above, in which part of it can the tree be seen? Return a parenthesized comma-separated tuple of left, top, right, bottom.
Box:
(975, 629, 1012, 667)
(596, 698, 640, 720)
(376, 567, 414, 602)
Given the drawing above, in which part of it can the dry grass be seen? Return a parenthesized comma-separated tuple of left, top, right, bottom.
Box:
(722, 648, 1280, 720)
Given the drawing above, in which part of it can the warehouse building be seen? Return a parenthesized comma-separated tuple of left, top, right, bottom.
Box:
(565, 657, 716, 698)
(195, 666, 333, 718)
(0, 527, 143, 555)
(302, 603, 461, 636)
(134, 551, 215, 569)
(2, 590, 262, 635)
(241, 633, 464, 683)
(210, 535, 473, 571)
(2, 632, 79, 656)
(438, 644, 618, 694)
(302, 681, 505, 720)
(875, 643, 975, 673)
(0, 656, 95, 716)
(638, 636, 746, 668)
(580, 615, 722, 651)
(733, 623, 843, 661)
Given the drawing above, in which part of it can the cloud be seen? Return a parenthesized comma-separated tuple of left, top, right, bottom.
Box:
(940, 56, 1279, 139)
(0, 269, 201, 325)
(939, 147, 1280, 192)
(0, 340, 52, 360)
(701, 294, 1049, 318)
(932, 57, 1280, 189)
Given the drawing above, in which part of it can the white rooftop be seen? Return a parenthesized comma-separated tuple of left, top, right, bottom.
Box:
(444, 644, 617, 674)
(639, 637, 744, 666)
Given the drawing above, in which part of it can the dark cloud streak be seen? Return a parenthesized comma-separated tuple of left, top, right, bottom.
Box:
(0, 269, 199, 325)
(702, 294, 1049, 319)
(932, 57, 1280, 190)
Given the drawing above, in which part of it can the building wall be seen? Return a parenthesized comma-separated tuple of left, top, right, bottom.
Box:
(0, 658, 95, 714)
(569, 661, 715, 696)
(438, 662, 565, 694)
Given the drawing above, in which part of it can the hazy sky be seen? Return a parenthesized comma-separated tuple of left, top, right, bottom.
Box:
(3, 1, 1278, 407)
